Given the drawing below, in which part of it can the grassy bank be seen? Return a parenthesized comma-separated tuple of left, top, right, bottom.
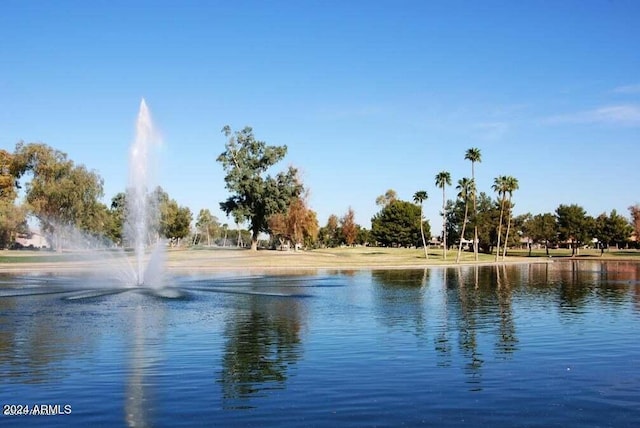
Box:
(1, 246, 638, 273)
(503, 247, 640, 260)
(164, 246, 499, 271)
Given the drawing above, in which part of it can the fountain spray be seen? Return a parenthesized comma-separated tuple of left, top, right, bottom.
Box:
(125, 99, 160, 285)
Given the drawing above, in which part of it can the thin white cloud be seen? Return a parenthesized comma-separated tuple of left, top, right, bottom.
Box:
(543, 104, 640, 127)
(474, 121, 509, 141)
(612, 84, 640, 94)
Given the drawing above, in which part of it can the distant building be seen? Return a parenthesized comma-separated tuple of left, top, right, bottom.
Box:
(14, 231, 49, 249)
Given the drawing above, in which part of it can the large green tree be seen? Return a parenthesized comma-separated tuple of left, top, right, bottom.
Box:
(556, 204, 592, 256)
(435, 171, 451, 259)
(0, 149, 27, 248)
(473, 192, 501, 254)
(152, 187, 192, 246)
(0, 149, 17, 201)
(523, 213, 558, 256)
(11, 142, 105, 249)
(444, 198, 462, 249)
(111, 187, 192, 247)
(0, 201, 27, 248)
(593, 210, 633, 252)
(217, 126, 302, 251)
(165, 203, 192, 246)
(371, 199, 429, 248)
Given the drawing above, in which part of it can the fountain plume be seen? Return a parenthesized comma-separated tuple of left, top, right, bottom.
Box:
(125, 99, 162, 286)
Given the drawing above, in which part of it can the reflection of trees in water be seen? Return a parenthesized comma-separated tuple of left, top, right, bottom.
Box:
(372, 269, 428, 288)
(370, 266, 520, 388)
(552, 261, 634, 313)
(218, 296, 303, 407)
(595, 261, 639, 305)
(496, 265, 518, 356)
(0, 294, 97, 384)
(443, 265, 521, 388)
(0, 284, 166, 427)
(557, 261, 594, 310)
(370, 269, 428, 336)
(434, 268, 453, 366)
(454, 266, 484, 389)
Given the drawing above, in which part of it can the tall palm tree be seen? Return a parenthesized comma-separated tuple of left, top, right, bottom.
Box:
(413, 190, 429, 259)
(492, 175, 509, 262)
(455, 178, 474, 264)
(435, 171, 452, 260)
(464, 148, 482, 261)
(502, 176, 519, 260)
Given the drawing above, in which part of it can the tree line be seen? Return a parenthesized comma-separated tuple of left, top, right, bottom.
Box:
(1, 132, 638, 256)
(0, 143, 193, 250)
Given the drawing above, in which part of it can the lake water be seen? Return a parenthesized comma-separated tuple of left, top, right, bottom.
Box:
(1, 260, 639, 427)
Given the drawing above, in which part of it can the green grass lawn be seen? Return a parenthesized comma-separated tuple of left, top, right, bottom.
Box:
(0, 251, 69, 263)
(1, 246, 638, 272)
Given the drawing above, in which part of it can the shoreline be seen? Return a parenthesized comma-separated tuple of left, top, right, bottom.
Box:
(1, 247, 637, 275)
(0, 254, 555, 275)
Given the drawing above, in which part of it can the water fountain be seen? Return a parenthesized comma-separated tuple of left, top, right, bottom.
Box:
(18, 99, 165, 290)
(125, 98, 164, 286)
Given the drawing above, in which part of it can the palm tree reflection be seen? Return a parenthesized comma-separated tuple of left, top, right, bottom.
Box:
(496, 265, 518, 356)
(455, 266, 484, 390)
(218, 296, 303, 408)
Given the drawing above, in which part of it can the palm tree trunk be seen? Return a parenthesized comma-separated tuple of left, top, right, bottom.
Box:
(502, 198, 513, 260)
(420, 207, 429, 259)
(495, 195, 505, 262)
(472, 164, 478, 261)
(442, 187, 447, 260)
(473, 226, 478, 260)
(456, 204, 469, 263)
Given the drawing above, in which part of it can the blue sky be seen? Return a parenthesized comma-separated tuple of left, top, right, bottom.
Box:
(1, 0, 639, 233)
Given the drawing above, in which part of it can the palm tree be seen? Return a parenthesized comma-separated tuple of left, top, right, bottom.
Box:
(413, 190, 429, 259)
(435, 171, 452, 260)
(502, 176, 519, 259)
(455, 178, 474, 264)
(464, 148, 482, 261)
(492, 175, 509, 262)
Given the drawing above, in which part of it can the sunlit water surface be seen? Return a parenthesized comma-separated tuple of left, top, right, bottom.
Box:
(1, 260, 639, 427)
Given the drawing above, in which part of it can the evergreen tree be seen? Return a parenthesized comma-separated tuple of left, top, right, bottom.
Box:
(371, 200, 429, 248)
